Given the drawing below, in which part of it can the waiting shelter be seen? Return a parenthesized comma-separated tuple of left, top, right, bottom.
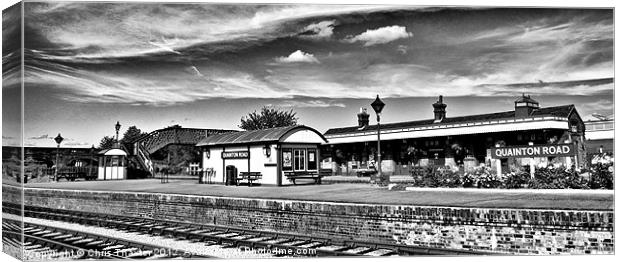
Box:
(197, 125, 328, 186)
(97, 148, 128, 180)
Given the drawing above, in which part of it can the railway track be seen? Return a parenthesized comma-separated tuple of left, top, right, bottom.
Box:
(3, 202, 495, 257)
(2, 218, 206, 260)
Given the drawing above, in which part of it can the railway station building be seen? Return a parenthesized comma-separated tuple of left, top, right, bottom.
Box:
(584, 118, 614, 156)
(197, 125, 328, 186)
(323, 95, 587, 176)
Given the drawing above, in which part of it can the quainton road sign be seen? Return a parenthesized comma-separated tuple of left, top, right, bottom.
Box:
(491, 144, 575, 159)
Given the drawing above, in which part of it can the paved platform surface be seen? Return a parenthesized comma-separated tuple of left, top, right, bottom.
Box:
(20, 180, 613, 211)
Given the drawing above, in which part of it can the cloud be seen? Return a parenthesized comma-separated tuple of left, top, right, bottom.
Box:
(25, 3, 402, 60)
(188, 66, 204, 77)
(24, 60, 287, 106)
(28, 134, 50, 140)
(277, 100, 346, 108)
(275, 50, 320, 64)
(299, 20, 337, 40)
(345, 25, 413, 46)
(19, 7, 613, 105)
(21, 133, 92, 148)
(64, 141, 90, 146)
(579, 99, 614, 119)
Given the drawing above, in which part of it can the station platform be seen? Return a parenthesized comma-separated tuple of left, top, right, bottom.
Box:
(20, 179, 613, 211)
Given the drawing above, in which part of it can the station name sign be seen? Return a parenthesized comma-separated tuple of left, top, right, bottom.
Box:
(491, 144, 575, 159)
(222, 151, 249, 159)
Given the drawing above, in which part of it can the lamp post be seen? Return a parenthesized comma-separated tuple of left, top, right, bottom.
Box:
(115, 121, 121, 147)
(54, 133, 64, 182)
(89, 145, 95, 179)
(371, 95, 386, 186)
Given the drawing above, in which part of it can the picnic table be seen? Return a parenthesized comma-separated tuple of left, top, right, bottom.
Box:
(236, 172, 262, 187)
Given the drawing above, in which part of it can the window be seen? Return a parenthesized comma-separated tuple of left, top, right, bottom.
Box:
(294, 149, 306, 171)
(282, 149, 293, 171)
(307, 149, 317, 170)
(111, 156, 119, 167)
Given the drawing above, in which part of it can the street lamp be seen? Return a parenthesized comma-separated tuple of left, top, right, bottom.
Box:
(115, 121, 122, 144)
(89, 144, 95, 179)
(371, 95, 386, 186)
(54, 133, 64, 182)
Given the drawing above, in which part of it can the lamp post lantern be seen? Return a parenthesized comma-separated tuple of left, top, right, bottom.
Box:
(371, 95, 386, 186)
(115, 121, 121, 144)
(54, 133, 64, 182)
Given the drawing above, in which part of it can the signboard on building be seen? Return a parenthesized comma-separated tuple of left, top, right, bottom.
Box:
(491, 144, 575, 159)
(222, 151, 249, 159)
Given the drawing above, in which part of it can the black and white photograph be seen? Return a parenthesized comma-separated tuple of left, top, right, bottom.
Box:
(1, 0, 616, 261)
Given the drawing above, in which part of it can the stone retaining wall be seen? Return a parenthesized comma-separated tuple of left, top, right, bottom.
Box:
(3, 185, 614, 255)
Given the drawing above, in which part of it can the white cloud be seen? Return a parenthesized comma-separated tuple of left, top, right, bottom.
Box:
(23, 61, 286, 106)
(275, 50, 320, 64)
(279, 100, 346, 108)
(300, 20, 336, 40)
(28, 4, 407, 60)
(345, 25, 413, 46)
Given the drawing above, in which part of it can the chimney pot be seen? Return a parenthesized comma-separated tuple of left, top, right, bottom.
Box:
(357, 107, 370, 128)
(432, 95, 447, 123)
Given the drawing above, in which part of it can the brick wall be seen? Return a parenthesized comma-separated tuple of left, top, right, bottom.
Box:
(3, 186, 613, 255)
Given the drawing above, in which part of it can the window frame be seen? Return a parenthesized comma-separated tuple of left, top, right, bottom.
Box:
(293, 149, 306, 171)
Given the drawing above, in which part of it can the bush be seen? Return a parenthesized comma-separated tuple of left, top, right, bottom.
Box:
(412, 166, 461, 188)
(471, 166, 504, 188)
(461, 172, 477, 188)
(406, 158, 613, 190)
(503, 171, 531, 189)
(589, 154, 614, 189)
(527, 165, 589, 189)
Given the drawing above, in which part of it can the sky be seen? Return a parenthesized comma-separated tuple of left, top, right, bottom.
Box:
(1, 2, 614, 148)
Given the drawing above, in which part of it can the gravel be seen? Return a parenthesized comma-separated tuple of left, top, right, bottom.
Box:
(5, 213, 277, 259)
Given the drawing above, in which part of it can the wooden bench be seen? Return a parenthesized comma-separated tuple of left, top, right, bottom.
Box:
(284, 171, 326, 185)
(355, 168, 377, 177)
(56, 170, 87, 181)
(236, 172, 262, 187)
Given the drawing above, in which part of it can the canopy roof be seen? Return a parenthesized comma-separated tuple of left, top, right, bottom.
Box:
(197, 125, 327, 146)
(325, 105, 575, 136)
(98, 148, 128, 156)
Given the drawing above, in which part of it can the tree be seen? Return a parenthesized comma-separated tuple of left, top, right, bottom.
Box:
(98, 136, 116, 150)
(239, 106, 298, 130)
(120, 126, 148, 153)
(121, 126, 145, 143)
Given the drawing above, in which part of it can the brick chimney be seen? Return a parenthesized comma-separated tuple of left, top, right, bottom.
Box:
(514, 94, 539, 118)
(432, 95, 447, 123)
(357, 108, 370, 129)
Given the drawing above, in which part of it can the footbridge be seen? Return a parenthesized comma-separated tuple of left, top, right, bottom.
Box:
(133, 126, 236, 176)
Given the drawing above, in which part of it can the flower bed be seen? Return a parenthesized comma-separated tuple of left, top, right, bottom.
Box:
(403, 154, 614, 190)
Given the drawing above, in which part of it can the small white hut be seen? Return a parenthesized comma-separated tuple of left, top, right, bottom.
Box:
(98, 148, 128, 180)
